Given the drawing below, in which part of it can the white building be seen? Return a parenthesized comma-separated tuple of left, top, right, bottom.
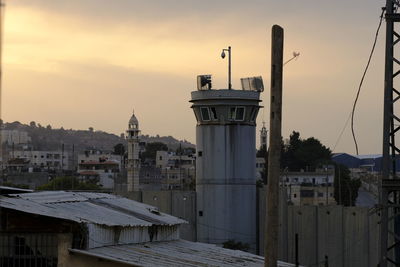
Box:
(156, 151, 196, 190)
(1, 130, 31, 145)
(282, 168, 334, 186)
(77, 150, 122, 189)
(126, 110, 140, 192)
(12, 150, 70, 170)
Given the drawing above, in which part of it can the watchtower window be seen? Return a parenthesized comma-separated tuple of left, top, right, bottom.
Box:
(236, 107, 245, 121)
(200, 107, 210, 121)
(250, 107, 259, 122)
(229, 106, 245, 121)
(210, 107, 218, 120)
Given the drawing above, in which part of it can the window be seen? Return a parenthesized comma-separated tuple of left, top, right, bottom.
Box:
(318, 192, 324, 197)
(210, 107, 218, 120)
(229, 106, 245, 121)
(249, 107, 259, 122)
(236, 107, 245, 121)
(229, 107, 236, 120)
(200, 107, 210, 121)
(198, 151, 202, 157)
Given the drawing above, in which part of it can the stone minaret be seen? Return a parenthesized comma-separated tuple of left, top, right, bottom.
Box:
(126, 110, 140, 192)
(260, 121, 268, 150)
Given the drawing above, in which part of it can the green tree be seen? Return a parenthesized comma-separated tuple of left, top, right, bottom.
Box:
(37, 176, 101, 191)
(141, 142, 168, 161)
(113, 143, 125, 156)
(334, 164, 361, 206)
(281, 131, 331, 171)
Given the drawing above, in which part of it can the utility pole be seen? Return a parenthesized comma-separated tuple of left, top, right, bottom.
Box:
(380, 1, 400, 266)
(325, 167, 329, 205)
(265, 24, 284, 267)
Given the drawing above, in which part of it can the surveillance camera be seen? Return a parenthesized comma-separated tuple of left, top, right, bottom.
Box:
(221, 51, 225, 59)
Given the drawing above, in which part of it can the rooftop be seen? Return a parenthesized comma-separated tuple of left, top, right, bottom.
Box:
(70, 239, 297, 267)
(0, 191, 185, 227)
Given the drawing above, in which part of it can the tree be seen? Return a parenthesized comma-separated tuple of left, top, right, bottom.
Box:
(29, 121, 36, 128)
(281, 131, 331, 171)
(113, 143, 125, 155)
(141, 142, 168, 161)
(37, 176, 101, 191)
(334, 164, 361, 206)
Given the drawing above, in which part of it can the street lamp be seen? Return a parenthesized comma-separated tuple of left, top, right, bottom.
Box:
(221, 46, 232, 89)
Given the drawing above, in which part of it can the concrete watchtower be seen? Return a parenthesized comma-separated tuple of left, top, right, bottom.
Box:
(190, 76, 262, 249)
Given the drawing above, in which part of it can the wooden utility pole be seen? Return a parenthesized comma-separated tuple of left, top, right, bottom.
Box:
(265, 24, 284, 267)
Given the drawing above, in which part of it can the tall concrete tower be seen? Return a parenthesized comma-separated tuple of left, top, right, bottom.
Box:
(260, 121, 268, 150)
(126, 110, 140, 192)
(190, 79, 261, 249)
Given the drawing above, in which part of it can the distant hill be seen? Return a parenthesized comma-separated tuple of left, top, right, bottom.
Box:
(1, 121, 195, 153)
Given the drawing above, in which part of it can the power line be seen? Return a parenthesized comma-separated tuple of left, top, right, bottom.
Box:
(351, 8, 385, 155)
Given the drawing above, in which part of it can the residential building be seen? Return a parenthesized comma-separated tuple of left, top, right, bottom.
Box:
(11, 150, 70, 170)
(282, 168, 335, 206)
(77, 150, 122, 189)
(0, 129, 31, 145)
(156, 150, 196, 190)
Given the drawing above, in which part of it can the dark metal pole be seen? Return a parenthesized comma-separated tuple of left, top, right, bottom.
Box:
(295, 233, 299, 267)
(265, 24, 284, 267)
(338, 165, 342, 205)
(228, 46, 232, 89)
(381, 1, 394, 266)
(326, 168, 329, 205)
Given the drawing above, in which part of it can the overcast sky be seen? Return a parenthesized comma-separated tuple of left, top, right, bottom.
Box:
(1, 0, 387, 154)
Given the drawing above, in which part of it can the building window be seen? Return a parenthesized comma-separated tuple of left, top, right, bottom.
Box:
(159, 156, 162, 160)
(318, 192, 324, 197)
(235, 107, 245, 121)
(198, 151, 202, 157)
(210, 107, 218, 120)
(249, 107, 259, 122)
(229, 106, 246, 121)
(200, 107, 210, 121)
(293, 194, 297, 198)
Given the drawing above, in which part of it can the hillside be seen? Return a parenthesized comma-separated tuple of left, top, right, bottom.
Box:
(1, 121, 195, 152)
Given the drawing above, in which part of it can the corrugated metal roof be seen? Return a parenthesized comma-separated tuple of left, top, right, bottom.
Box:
(70, 239, 298, 267)
(0, 191, 185, 227)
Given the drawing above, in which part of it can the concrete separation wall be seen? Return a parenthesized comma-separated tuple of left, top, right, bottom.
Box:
(119, 189, 380, 266)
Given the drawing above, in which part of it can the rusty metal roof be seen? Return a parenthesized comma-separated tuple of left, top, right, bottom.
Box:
(0, 191, 185, 227)
(70, 239, 298, 267)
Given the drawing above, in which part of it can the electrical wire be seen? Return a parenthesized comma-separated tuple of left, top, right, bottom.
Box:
(351, 8, 385, 155)
(332, 111, 352, 152)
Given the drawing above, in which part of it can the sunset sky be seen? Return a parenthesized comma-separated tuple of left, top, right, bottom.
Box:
(1, 0, 387, 154)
